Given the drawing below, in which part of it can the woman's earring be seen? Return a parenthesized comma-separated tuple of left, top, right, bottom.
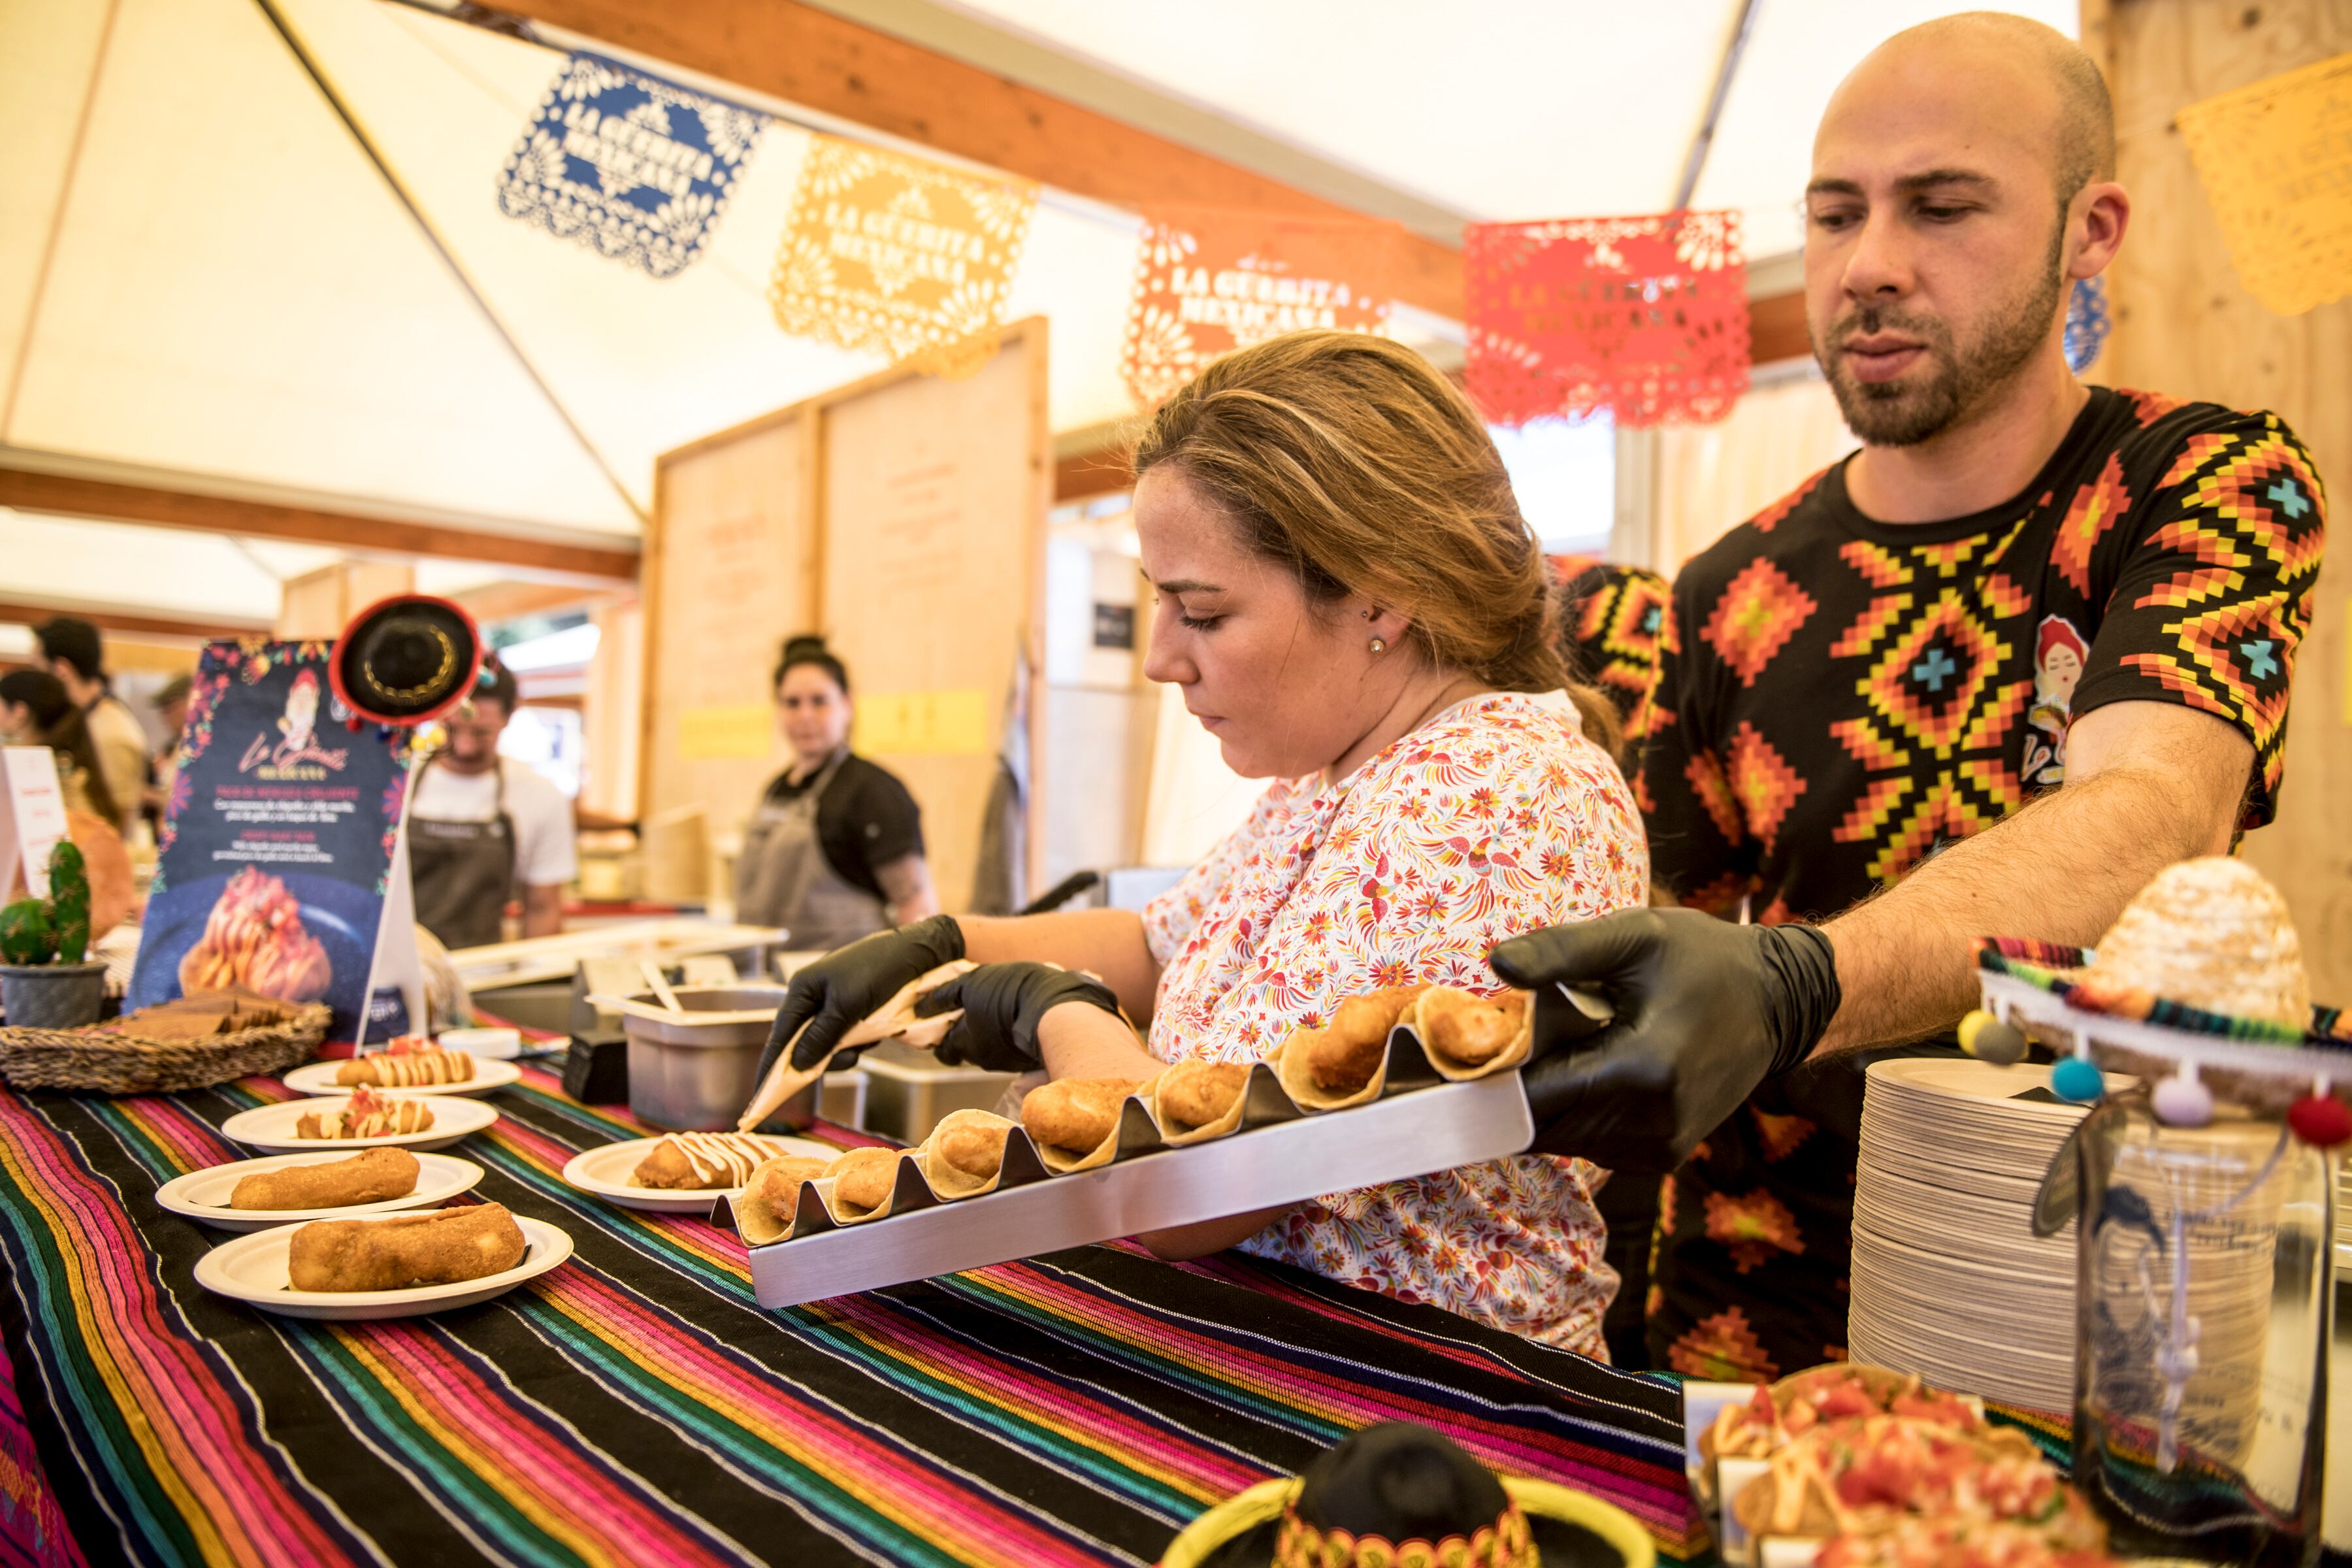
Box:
(1368, 637, 1388, 655)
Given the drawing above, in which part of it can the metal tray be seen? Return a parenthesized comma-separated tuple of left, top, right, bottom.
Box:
(736, 1026, 1535, 1309)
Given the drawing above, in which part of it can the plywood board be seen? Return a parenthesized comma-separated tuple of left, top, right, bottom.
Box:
(2104, 0, 2352, 995)
(819, 324, 1048, 913)
(640, 410, 814, 862)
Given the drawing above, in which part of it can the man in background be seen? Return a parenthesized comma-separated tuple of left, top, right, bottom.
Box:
(35, 617, 148, 839)
(404, 659, 576, 949)
(1499, 12, 2326, 1380)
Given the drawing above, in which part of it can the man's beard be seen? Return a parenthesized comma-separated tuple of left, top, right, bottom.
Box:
(1814, 246, 2066, 448)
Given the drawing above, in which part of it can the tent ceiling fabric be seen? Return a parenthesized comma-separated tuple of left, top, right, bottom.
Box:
(0, 0, 1149, 550)
(2, 0, 2074, 604)
(943, 0, 2076, 255)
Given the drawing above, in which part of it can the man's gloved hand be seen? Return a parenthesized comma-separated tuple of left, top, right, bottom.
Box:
(762, 915, 966, 1082)
(912, 962, 1126, 1072)
(1487, 909, 1841, 1173)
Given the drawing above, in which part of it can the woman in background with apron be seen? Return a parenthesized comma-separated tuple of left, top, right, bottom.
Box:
(736, 638, 938, 951)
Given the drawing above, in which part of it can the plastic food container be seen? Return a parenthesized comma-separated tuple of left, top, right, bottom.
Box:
(618, 985, 809, 1131)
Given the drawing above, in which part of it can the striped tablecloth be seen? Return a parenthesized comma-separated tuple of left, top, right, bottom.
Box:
(0, 1065, 1699, 1567)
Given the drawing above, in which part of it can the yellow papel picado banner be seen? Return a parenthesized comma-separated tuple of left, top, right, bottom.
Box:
(768, 137, 1039, 376)
(2176, 51, 2352, 316)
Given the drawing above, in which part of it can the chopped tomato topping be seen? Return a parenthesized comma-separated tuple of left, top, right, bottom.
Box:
(1816, 1384, 1875, 1419)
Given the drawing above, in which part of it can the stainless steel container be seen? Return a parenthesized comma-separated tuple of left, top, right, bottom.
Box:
(621, 985, 811, 1131)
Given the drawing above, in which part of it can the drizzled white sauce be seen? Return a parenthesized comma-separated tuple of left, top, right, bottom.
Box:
(662, 1132, 786, 1186)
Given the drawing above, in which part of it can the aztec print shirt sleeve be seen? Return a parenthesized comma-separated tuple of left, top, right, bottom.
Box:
(1632, 559, 1756, 913)
(2065, 404, 2326, 830)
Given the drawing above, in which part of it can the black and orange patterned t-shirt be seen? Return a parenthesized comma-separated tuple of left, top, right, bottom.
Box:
(1635, 386, 2326, 1381)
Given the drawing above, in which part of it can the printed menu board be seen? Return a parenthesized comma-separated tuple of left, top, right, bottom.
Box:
(129, 641, 415, 1043)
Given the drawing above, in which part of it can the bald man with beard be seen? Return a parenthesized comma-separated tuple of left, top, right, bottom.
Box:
(1492, 13, 2328, 1378)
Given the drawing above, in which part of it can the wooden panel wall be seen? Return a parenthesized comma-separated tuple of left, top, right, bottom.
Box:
(640, 411, 815, 857)
(641, 321, 1049, 913)
(2100, 0, 2352, 993)
(819, 328, 1047, 914)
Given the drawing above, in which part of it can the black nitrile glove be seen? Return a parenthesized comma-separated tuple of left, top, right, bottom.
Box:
(764, 915, 966, 1080)
(1488, 908, 1840, 1173)
(912, 962, 1125, 1072)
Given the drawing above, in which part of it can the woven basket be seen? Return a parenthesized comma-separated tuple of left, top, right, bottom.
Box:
(0, 1004, 332, 1095)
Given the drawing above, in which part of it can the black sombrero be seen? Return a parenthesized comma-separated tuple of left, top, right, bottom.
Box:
(1159, 1424, 1654, 1568)
(330, 595, 485, 726)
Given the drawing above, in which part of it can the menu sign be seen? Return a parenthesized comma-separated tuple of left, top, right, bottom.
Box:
(0, 747, 70, 901)
(129, 642, 416, 1043)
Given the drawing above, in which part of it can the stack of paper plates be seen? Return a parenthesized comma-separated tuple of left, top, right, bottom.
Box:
(1848, 1057, 2091, 1413)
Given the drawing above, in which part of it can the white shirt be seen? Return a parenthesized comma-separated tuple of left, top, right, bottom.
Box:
(408, 757, 578, 888)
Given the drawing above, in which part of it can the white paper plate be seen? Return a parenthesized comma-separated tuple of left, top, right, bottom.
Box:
(156, 1151, 483, 1232)
(282, 1058, 523, 1099)
(560, 1134, 839, 1213)
(218, 1095, 499, 1153)
(436, 1026, 522, 1059)
(193, 1215, 572, 1320)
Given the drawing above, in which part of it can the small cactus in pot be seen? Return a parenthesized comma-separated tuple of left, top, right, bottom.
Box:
(1, 841, 107, 1028)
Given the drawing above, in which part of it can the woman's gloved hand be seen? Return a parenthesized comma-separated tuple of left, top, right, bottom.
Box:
(763, 915, 966, 1081)
(913, 962, 1126, 1072)
(1487, 908, 1841, 1173)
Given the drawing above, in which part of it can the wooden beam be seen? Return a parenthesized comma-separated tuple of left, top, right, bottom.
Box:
(1748, 291, 1811, 366)
(0, 469, 640, 583)
(495, 0, 1467, 320)
(1054, 448, 1133, 505)
(1049, 292, 1818, 502)
(448, 580, 615, 625)
(0, 598, 268, 642)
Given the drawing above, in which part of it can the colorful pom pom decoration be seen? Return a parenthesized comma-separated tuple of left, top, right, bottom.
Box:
(2051, 1055, 2106, 1104)
(1957, 1009, 2028, 1068)
(2151, 1071, 2214, 1128)
(2285, 1092, 2352, 1148)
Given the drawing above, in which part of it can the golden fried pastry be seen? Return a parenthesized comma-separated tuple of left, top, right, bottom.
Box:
(1307, 986, 1426, 1093)
(1021, 1077, 1147, 1159)
(1416, 987, 1529, 1066)
(337, 1045, 474, 1088)
(734, 1155, 831, 1245)
(296, 1087, 434, 1139)
(922, 1109, 1014, 1198)
(825, 1147, 904, 1217)
(1154, 1060, 1249, 1137)
(230, 1148, 420, 1211)
(629, 1132, 794, 1190)
(287, 1202, 527, 1291)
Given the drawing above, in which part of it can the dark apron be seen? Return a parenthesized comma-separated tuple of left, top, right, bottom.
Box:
(408, 757, 518, 951)
(734, 751, 889, 953)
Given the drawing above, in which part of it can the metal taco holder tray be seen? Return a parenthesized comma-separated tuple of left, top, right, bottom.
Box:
(732, 1022, 1537, 1310)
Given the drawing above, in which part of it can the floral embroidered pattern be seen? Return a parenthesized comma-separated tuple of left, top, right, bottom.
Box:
(1142, 694, 1647, 1354)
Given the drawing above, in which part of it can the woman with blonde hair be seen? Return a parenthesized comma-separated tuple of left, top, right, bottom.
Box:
(756, 331, 1646, 1356)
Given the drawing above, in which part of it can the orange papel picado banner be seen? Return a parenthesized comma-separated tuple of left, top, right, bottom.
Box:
(769, 137, 1039, 376)
(1120, 206, 1401, 408)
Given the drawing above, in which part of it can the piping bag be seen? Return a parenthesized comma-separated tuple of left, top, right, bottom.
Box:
(736, 960, 975, 1131)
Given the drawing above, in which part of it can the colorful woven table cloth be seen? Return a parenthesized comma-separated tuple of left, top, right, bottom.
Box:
(0, 1064, 1698, 1566)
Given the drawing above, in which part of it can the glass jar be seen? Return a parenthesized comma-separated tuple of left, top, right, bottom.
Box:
(2072, 1091, 2334, 1566)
